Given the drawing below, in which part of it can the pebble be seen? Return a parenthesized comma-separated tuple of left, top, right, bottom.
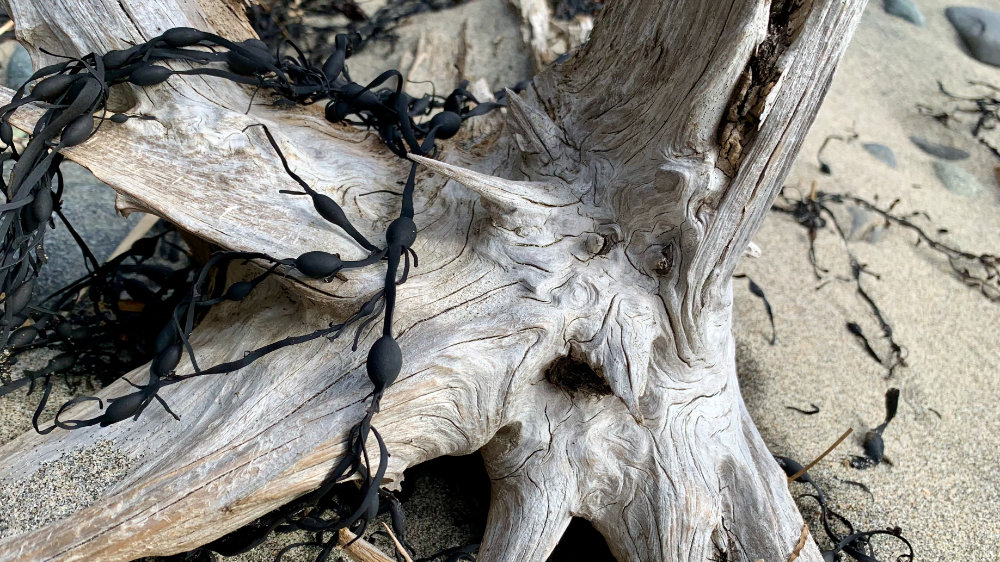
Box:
(863, 143, 897, 169)
(884, 0, 925, 26)
(909, 135, 970, 160)
(946, 6, 1000, 67)
(933, 161, 984, 196)
(847, 205, 884, 243)
(3, 44, 32, 90)
(848, 205, 874, 239)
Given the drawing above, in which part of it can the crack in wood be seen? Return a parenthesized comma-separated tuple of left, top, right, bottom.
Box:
(544, 354, 611, 397)
(717, 0, 812, 176)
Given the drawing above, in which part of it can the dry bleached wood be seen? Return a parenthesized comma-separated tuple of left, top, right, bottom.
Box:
(0, 0, 865, 560)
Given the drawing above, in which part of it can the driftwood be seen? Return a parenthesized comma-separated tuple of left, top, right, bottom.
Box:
(0, 0, 866, 560)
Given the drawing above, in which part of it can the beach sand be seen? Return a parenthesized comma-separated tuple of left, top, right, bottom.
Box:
(2, 0, 999, 560)
(736, 0, 1000, 558)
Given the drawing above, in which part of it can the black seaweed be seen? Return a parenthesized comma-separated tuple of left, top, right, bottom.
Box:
(850, 388, 900, 470)
(776, 453, 913, 561)
(734, 273, 776, 345)
(925, 80, 1000, 159)
(786, 403, 820, 415)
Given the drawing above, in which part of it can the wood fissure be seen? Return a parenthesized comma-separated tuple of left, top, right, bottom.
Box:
(717, 0, 812, 176)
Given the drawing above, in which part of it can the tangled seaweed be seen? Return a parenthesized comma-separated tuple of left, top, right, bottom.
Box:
(0, 24, 521, 560)
(249, 0, 469, 60)
(0, 223, 195, 428)
(774, 184, 1000, 376)
(775, 455, 914, 562)
(772, 188, 907, 377)
(919, 80, 1000, 159)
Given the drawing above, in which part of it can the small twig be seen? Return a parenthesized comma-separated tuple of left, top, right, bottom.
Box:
(106, 214, 160, 262)
(786, 428, 853, 483)
(382, 521, 415, 562)
(785, 523, 810, 562)
(338, 528, 397, 562)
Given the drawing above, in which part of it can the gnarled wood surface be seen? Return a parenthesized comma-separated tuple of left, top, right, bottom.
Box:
(0, 0, 866, 560)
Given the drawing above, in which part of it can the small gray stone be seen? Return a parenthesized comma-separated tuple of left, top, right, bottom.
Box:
(863, 143, 897, 169)
(933, 161, 984, 196)
(909, 135, 970, 160)
(868, 225, 886, 244)
(946, 6, 1000, 67)
(848, 205, 875, 239)
(3, 44, 32, 90)
(847, 205, 885, 243)
(884, 0, 925, 26)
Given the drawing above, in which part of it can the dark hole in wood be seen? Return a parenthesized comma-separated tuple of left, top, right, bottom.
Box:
(545, 355, 612, 397)
(140, 453, 492, 560)
(106, 82, 139, 114)
(397, 452, 491, 552)
(548, 517, 616, 561)
(547, 0, 604, 20)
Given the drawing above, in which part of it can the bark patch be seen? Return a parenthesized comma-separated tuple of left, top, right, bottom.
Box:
(717, 0, 812, 176)
(545, 355, 612, 396)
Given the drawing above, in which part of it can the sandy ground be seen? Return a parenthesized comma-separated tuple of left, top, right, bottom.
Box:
(737, 0, 1000, 559)
(2, 0, 1000, 560)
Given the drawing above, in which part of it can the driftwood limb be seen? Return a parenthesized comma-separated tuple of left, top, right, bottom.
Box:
(0, 0, 866, 560)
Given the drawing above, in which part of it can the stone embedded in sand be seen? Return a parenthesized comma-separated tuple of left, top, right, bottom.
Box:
(909, 135, 970, 160)
(3, 44, 32, 90)
(863, 142, 897, 168)
(847, 205, 885, 243)
(884, 0, 925, 26)
(848, 205, 875, 239)
(933, 161, 985, 196)
(946, 6, 1000, 67)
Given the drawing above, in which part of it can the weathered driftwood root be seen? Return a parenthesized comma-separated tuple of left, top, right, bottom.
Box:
(0, 0, 865, 560)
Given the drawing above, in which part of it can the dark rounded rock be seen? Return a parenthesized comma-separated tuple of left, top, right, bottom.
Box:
(909, 135, 970, 160)
(862, 142, 896, 169)
(934, 161, 984, 197)
(4, 44, 32, 90)
(946, 6, 1000, 67)
(883, 0, 924, 26)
